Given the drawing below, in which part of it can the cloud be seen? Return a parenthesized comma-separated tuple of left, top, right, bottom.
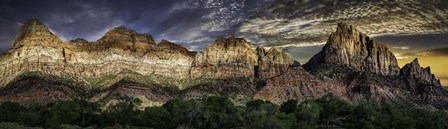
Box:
(237, 0, 448, 48)
(0, 0, 447, 53)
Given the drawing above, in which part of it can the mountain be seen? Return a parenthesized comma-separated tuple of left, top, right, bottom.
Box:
(401, 58, 442, 87)
(0, 19, 447, 109)
(304, 22, 400, 76)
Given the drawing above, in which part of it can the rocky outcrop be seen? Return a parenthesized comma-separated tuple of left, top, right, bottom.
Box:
(69, 38, 89, 44)
(13, 18, 63, 48)
(283, 23, 448, 108)
(254, 66, 348, 104)
(98, 25, 156, 45)
(304, 22, 400, 76)
(1, 19, 448, 110)
(256, 46, 296, 79)
(401, 58, 442, 87)
(0, 19, 195, 88)
(190, 36, 258, 78)
(157, 40, 196, 57)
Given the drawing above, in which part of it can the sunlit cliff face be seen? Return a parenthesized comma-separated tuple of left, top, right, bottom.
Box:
(0, 0, 447, 86)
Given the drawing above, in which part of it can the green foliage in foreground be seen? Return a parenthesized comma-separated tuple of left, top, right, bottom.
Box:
(0, 95, 447, 129)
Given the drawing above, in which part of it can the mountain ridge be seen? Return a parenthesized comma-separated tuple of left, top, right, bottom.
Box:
(0, 19, 447, 110)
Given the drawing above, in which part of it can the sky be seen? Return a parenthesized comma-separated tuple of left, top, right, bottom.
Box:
(0, 0, 447, 86)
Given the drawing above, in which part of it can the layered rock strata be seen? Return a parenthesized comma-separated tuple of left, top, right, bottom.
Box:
(304, 23, 400, 76)
(256, 47, 296, 79)
(0, 19, 447, 109)
(401, 58, 442, 87)
(190, 36, 259, 78)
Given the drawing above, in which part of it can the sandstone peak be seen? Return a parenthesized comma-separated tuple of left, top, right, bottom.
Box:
(190, 36, 258, 78)
(98, 25, 156, 45)
(69, 38, 89, 44)
(157, 39, 195, 56)
(266, 47, 282, 54)
(336, 22, 356, 34)
(13, 18, 61, 48)
(256, 46, 295, 79)
(212, 35, 251, 49)
(304, 22, 400, 76)
(401, 58, 441, 87)
(410, 58, 420, 67)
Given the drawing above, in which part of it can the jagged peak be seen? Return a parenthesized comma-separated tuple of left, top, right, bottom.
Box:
(69, 38, 89, 44)
(409, 58, 421, 67)
(216, 35, 248, 43)
(336, 22, 350, 30)
(256, 46, 267, 55)
(106, 25, 136, 34)
(13, 18, 60, 48)
(156, 39, 195, 56)
(157, 39, 181, 47)
(267, 47, 282, 54)
(209, 35, 252, 50)
(99, 25, 156, 45)
(412, 58, 419, 63)
(24, 18, 45, 26)
(304, 22, 400, 76)
(159, 39, 170, 43)
(401, 58, 441, 87)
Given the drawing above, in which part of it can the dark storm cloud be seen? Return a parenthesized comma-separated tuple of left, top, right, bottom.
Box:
(239, 0, 448, 48)
(0, 0, 274, 52)
(375, 34, 448, 52)
(0, 0, 119, 52)
(0, 0, 447, 55)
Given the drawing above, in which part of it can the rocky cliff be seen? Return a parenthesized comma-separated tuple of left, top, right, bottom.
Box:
(256, 46, 296, 79)
(0, 19, 198, 89)
(401, 58, 442, 87)
(256, 23, 448, 109)
(304, 23, 400, 76)
(190, 36, 259, 78)
(0, 19, 447, 109)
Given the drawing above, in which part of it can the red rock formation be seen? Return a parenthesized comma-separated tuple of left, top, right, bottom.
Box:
(304, 23, 400, 76)
(254, 66, 348, 104)
(1, 19, 448, 109)
(256, 46, 295, 79)
(401, 58, 442, 87)
(190, 36, 258, 78)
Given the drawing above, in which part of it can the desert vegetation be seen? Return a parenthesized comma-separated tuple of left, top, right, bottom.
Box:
(0, 95, 447, 129)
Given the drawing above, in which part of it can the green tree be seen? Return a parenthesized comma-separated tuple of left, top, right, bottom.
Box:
(44, 101, 82, 128)
(413, 109, 448, 129)
(295, 100, 321, 129)
(280, 99, 298, 114)
(100, 96, 142, 127)
(316, 94, 354, 128)
(167, 99, 204, 128)
(0, 102, 25, 122)
(200, 96, 242, 129)
(137, 106, 172, 129)
(345, 103, 377, 129)
(243, 102, 296, 129)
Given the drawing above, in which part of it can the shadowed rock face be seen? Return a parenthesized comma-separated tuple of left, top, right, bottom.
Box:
(254, 66, 348, 104)
(304, 23, 400, 76)
(1, 19, 448, 109)
(255, 23, 448, 109)
(0, 75, 81, 105)
(401, 58, 442, 87)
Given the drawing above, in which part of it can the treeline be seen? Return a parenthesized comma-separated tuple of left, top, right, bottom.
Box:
(0, 94, 447, 129)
